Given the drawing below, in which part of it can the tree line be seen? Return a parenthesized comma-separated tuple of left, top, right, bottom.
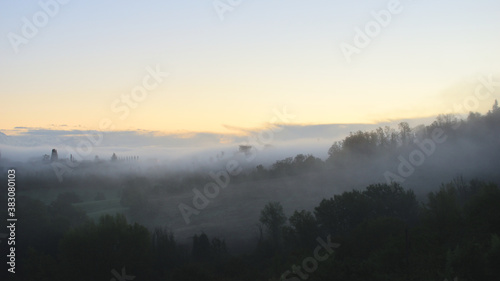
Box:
(1, 177, 499, 280)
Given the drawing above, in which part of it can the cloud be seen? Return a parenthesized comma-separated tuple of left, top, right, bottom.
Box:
(221, 124, 257, 135)
(0, 116, 438, 162)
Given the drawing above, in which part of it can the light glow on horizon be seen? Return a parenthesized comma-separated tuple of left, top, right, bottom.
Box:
(1, 0, 499, 134)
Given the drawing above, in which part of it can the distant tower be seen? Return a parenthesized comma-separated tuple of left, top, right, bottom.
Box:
(50, 149, 58, 162)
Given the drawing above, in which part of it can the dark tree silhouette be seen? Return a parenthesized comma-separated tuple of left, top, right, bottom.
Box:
(259, 201, 287, 250)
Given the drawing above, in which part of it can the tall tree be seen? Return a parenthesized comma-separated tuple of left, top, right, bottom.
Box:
(259, 201, 287, 250)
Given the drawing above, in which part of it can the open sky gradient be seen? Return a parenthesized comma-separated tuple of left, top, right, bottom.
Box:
(1, 0, 499, 135)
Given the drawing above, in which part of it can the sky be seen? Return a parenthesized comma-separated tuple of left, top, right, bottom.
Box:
(1, 0, 499, 136)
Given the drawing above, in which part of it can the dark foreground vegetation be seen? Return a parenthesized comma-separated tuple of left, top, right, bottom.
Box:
(2, 178, 500, 281)
(1, 102, 500, 280)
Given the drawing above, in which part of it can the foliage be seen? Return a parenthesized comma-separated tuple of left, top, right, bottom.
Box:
(58, 214, 152, 281)
(260, 201, 287, 251)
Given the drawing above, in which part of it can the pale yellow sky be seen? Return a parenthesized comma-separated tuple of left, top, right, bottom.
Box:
(1, 1, 499, 134)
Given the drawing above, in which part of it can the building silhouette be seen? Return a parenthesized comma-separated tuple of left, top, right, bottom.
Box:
(51, 149, 58, 162)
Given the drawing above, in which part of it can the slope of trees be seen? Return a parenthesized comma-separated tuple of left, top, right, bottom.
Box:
(246, 101, 500, 182)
